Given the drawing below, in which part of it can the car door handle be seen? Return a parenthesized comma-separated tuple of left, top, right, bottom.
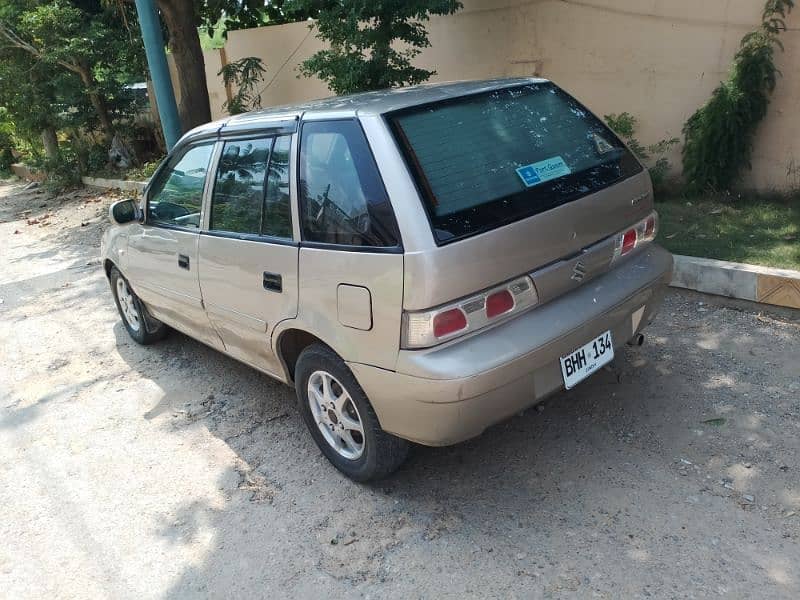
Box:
(263, 271, 282, 293)
(178, 254, 190, 270)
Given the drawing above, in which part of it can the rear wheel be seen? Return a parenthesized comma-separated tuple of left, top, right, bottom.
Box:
(295, 344, 409, 481)
(109, 267, 168, 345)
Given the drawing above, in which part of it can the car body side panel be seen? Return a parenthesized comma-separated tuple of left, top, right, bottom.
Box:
(198, 235, 299, 377)
(296, 247, 403, 370)
(101, 224, 130, 274)
(125, 224, 220, 348)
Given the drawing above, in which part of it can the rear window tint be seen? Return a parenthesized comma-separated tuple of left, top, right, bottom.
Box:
(389, 82, 642, 243)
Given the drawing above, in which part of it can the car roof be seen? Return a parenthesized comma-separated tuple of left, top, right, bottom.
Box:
(177, 77, 548, 145)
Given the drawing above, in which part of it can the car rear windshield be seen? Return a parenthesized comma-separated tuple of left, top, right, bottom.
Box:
(388, 82, 643, 244)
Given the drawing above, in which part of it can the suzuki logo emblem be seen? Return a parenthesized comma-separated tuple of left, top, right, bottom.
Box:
(571, 261, 587, 282)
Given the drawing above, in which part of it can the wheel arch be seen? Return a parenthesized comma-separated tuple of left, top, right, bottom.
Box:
(274, 326, 335, 385)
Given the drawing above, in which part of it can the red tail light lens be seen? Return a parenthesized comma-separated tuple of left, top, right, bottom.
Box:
(402, 275, 539, 349)
(486, 290, 514, 318)
(612, 211, 658, 263)
(621, 229, 637, 255)
(432, 308, 468, 338)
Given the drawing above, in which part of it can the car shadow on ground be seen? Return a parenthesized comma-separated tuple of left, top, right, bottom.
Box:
(109, 300, 800, 597)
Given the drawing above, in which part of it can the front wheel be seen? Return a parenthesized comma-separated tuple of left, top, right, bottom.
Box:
(295, 344, 409, 481)
(109, 267, 168, 345)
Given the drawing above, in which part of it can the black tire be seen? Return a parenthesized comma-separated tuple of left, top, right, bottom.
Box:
(109, 266, 168, 345)
(295, 344, 409, 482)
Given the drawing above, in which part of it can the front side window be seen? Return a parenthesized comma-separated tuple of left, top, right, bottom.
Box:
(389, 83, 643, 243)
(299, 120, 399, 248)
(147, 143, 214, 228)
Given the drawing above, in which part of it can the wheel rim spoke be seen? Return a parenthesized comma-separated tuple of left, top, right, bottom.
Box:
(307, 370, 365, 461)
(117, 279, 140, 332)
(339, 410, 362, 435)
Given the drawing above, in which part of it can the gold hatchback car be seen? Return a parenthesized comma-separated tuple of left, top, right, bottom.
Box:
(102, 78, 673, 480)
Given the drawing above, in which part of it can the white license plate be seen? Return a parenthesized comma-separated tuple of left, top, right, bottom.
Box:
(560, 331, 614, 390)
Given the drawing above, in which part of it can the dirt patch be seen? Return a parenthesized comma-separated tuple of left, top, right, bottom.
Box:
(1, 181, 799, 599)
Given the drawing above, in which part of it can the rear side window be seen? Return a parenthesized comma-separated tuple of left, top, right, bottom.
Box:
(209, 135, 293, 239)
(264, 135, 292, 239)
(389, 82, 643, 243)
(210, 138, 271, 234)
(147, 143, 214, 228)
(299, 120, 399, 248)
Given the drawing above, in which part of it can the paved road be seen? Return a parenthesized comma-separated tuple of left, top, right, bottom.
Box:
(1, 182, 799, 599)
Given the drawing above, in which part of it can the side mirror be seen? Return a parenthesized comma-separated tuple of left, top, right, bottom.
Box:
(109, 198, 143, 225)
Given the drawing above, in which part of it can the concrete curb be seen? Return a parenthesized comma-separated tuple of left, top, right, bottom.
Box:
(10, 163, 44, 182)
(82, 176, 147, 194)
(671, 254, 800, 310)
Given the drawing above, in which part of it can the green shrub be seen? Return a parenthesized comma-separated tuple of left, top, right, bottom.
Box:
(681, 0, 795, 193)
(605, 112, 679, 191)
(126, 160, 161, 181)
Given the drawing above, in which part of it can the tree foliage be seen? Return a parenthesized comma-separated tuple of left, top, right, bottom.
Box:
(296, 0, 463, 95)
(157, 0, 317, 131)
(0, 0, 145, 141)
(681, 0, 795, 193)
(219, 57, 267, 115)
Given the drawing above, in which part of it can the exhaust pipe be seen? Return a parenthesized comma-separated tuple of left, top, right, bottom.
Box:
(628, 333, 645, 347)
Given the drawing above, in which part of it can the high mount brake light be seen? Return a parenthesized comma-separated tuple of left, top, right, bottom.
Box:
(402, 275, 538, 349)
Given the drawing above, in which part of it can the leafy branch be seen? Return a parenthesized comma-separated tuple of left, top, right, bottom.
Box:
(219, 56, 267, 115)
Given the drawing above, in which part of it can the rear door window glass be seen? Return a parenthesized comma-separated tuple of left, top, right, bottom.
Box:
(210, 138, 271, 235)
(264, 135, 292, 239)
(389, 82, 642, 243)
(299, 120, 399, 248)
(147, 143, 214, 228)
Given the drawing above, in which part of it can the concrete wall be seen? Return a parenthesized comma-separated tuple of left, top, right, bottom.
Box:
(198, 0, 800, 190)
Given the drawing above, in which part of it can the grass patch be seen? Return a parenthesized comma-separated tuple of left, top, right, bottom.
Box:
(655, 195, 800, 270)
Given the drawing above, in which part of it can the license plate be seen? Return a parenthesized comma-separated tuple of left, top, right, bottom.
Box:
(559, 331, 614, 390)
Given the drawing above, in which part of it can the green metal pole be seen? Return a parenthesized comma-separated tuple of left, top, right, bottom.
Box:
(134, 0, 182, 150)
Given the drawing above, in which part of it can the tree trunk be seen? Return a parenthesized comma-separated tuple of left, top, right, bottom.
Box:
(41, 127, 59, 161)
(76, 63, 114, 141)
(158, 0, 212, 132)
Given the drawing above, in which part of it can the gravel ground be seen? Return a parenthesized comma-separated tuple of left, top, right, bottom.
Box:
(1, 180, 799, 599)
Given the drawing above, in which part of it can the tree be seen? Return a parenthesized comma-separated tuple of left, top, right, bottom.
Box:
(155, 0, 317, 131)
(0, 0, 145, 142)
(0, 50, 67, 159)
(296, 0, 463, 95)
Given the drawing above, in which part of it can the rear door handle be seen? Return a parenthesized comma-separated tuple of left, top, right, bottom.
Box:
(263, 271, 282, 293)
(178, 254, 190, 270)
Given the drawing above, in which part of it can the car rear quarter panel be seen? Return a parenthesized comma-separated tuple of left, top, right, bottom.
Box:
(293, 247, 404, 371)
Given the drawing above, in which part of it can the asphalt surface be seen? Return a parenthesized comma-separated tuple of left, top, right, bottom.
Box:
(1, 181, 799, 599)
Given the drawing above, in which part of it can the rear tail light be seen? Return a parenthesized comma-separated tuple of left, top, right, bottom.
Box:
(402, 275, 538, 349)
(432, 308, 467, 338)
(486, 290, 514, 318)
(613, 211, 658, 262)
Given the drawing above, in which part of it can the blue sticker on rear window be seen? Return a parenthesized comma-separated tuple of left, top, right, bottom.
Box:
(516, 156, 572, 188)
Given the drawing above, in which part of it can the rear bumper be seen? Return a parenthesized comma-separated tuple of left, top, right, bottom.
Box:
(349, 245, 673, 446)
